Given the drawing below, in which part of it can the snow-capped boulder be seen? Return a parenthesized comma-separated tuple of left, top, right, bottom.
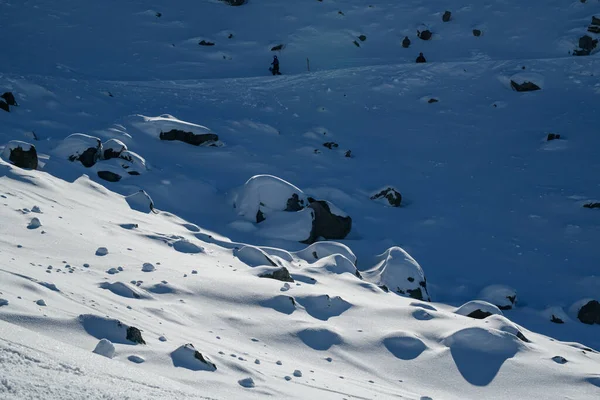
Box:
(479, 285, 517, 310)
(305, 199, 352, 243)
(295, 241, 357, 265)
(125, 190, 155, 213)
(575, 300, 600, 325)
(574, 35, 598, 56)
(256, 207, 314, 242)
(370, 187, 402, 207)
(80, 314, 146, 344)
(455, 300, 503, 320)
(509, 73, 543, 92)
(233, 175, 308, 223)
(306, 254, 361, 278)
(485, 315, 530, 342)
(171, 344, 217, 371)
(101, 138, 127, 160)
(362, 247, 430, 301)
(128, 114, 220, 146)
(160, 129, 219, 147)
(234, 245, 277, 267)
(93, 339, 115, 359)
(54, 133, 102, 167)
(2, 141, 38, 169)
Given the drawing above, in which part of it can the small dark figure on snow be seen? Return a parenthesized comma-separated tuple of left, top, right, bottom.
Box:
(416, 52, 426, 63)
(270, 55, 281, 75)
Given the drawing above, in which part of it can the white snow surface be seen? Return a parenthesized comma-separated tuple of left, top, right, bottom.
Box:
(1, 0, 600, 399)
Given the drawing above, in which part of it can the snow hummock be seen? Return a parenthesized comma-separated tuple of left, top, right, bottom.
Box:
(256, 207, 313, 242)
(93, 339, 116, 359)
(125, 190, 154, 213)
(455, 300, 504, 319)
(53, 133, 101, 161)
(170, 344, 217, 371)
(479, 285, 517, 310)
(128, 114, 213, 139)
(142, 263, 156, 272)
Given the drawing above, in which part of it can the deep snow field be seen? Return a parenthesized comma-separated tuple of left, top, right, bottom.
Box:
(1, 0, 600, 399)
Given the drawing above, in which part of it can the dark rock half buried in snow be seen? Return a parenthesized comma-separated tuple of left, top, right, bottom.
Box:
(125, 190, 155, 213)
(101, 139, 127, 160)
(510, 80, 541, 92)
(171, 344, 217, 371)
(258, 266, 294, 282)
(0, 100, 8, 112)
(362, 247, 430, 301)
(304, 199, 352, 244)
(97, 170, 121, 182)
(2, 141, 38, 169)
(577, 300, 600, 325)
(54, 133, 102, 167)
(79, 314, 146, 345)
(1, 92, 17, 106)
(455, 300, 503, 320)
(371, 187, 402, 207)
(159, 129, 219, 146)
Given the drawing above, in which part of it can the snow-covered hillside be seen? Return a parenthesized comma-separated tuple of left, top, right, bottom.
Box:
(1, 0, 600, 399)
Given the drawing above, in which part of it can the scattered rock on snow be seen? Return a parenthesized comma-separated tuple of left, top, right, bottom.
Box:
(479, 285, 517, 310)
(370, 187, 402, 207)
(473, 29, 482, 37)
(238, 377, 255, 388)
(577, 300, 600, 325)
(258, 266, 294, 282)
(126, 326, 146, 344)
(27, 217, 42, 229)
(36, 299, 46, 306)
(323, 142, 339, 149)
(159, 129, 219, 146)
(95, 247, 109, 256)
(293, 370, 302, 377)
(97, 170, 122, 182)
(171, 344, 217, 371)
(402, 36, 411, 48)
(455, 300, 503, 319)
(128, 355, 145, 363)
(142, 263, 156, 272)
(1, 92, 17, 106)
(417, 30, 432, 40)
(552, 356, 568, 364)
(93, 339, 116, 359)
(550, 315, 565, 324)
(0, 100, 9, 112)
(2, 141, 38, 169)
(220, 0, 246, 5)
(510, 80, 541, 92)
(583, 202, 600, 209)
(547, 133, 560, 141)
(442, 11, 451, 22)
(271, 44, 284, 51)
(199, 40, 215, 46)
(101, 139, 128, 160)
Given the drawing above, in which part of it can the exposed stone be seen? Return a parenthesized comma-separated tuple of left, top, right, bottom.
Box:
(323, 142, 339, 150)
(285, 193, 305, 212)
(126, 326, 146, 344)
(510, 80, 541, 92)
(442, 11, 451, 22)
(467, 309, 493, 319)
(402, 36, 411, 48)
(259, 267, 294, 282)
(417, 30, 432, 40)
(588, 26, 600, 34)
(256, 209, 266, 223)
(473, 29, 482, 37)
(583, 202, 600, 209)
(220, 0, 246, 6)
(97, 171, 122, 182)
(547, 133, 561, 141)
(199, 40, 215, 46)
(1, 92, 17, 106)
(358, 35, 367, 42)
(428, 98, 439, 103)
(159, 129, 219, 146)
(577, 300, 600, 325)
(0, 100, 8, 112)
(271, 44, 284, 51)
(370, 187, 402, 207)
(592, 16, 600, 26)
(304, 199, 352, 243)
(7, 143, 38, 169)
(550, 315, 564, 324)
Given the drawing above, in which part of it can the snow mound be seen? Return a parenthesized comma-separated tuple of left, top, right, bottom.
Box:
(455, 300, 503, 319)
(484, 315, 531, 343)
(362, 247, 430, 301)
(170, 344, 217, 371)
(305, 254, 360, 277)
(142, 263, 156, 272)
(128, 114, 213, 139)
(296, 327, 343, 351)
(95, 247, 109, 256)
(99, 281, 151, 299)
(125, 190, 155, 213)
(54, 133, 102, 166)
(93, 339, 115, 359)
(232, 174, 308, 222)
(383, 332, 428, 360)
(172, 239, 203, 254)
(234, 245, 277, 267)
(295, 295, 352, 321)
(146, 281, 187, 295)
(479, 285, 517, 310)
(256, 207, 313, 242)
(259, 295, 297, 315)
(294, 242, 357, 265)
(79, 314, 146, 345)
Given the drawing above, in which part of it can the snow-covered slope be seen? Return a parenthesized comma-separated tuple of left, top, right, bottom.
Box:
(1, 0, 600, 398)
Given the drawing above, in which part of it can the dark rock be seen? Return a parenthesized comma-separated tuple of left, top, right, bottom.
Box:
(228, 33, 234, 39)
(97, 171, 122, 182)
(220, 0, 246, 5)
(588, 26, 600, 34)
(417, 30, 432, 40)
(428, 98, 439, 103)
(473, 29, 482, 37)
(547, 133, 561, 141)
(344, 150, 352, 158)
(402, 36, 411, 48)
(8, 144, 38, 169)
(550, 315, 564, 324)
(353, 40, 360, 47)
(516, 331, 530, 343)
(406, 287, 425, 301)
(416, 53, 426, 63)
(583, 202, 600, 209)
(1, 92, 17, 106)
(199, 40, 215, 46)
(442, 11, 451, 22)
(127, 171, 140, 176)
(592, 16, 600, 26)
(358, 35, 367, 42)
(271, 44, 284, 51)
(304, 199, 352, 243)
(126, 326, 146, 344)
(371, 187, 402, 207)
(579, 35, 598, 52)
(69, 147, 101, 168)
(552, 356, 568, 364)
(159, 129, 219, 146)
(577, 300, 600, 325)
(510, 80, 541, 92)
(0, 100, 8, 113)
(259, 267, 294, 282)
(103, 148, 121, 160)
(323, 142, 339, 150)
(466, 309, 493, 319)
(285, 193, 305, 211)
(256, 209, 266, 223)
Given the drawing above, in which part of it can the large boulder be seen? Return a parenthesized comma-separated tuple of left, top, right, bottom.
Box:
(101, 139, 127, 160)
(362, 247, 430, 301)
(54, 133, 102, 167)
(371, 187, 402, 207)
(171, 344, 217, 371)
(510, 80, 541, 92)
(577, 300, 600, 325)
(2, 141, 38, 169)
(305, 199, 352, 243)
(159, 129, 219, 146)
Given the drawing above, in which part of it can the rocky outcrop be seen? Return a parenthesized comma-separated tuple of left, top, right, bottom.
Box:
(1, 92, 17, 106)
(259, 267, 294, 282)
(159, 129, 219, 146)
(305, 199, 352, 243)
(371, 187, 402, 207)
(2, 141, 38, 169)
(577, 300, 600, 325)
